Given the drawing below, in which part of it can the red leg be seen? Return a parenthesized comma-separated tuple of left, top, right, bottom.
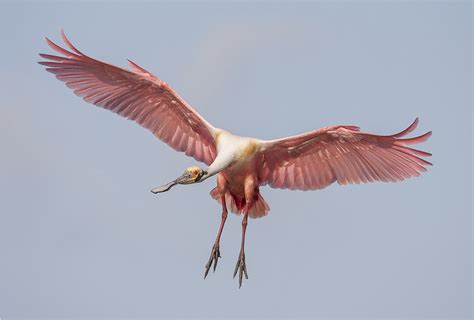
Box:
(233, 176, 256, 288)
(233, 202, 250, 288)
(204, 195, 228, 278)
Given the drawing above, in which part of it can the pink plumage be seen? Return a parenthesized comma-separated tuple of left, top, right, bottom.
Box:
(39, 32, 432, 287)
(39, 31, 216, 165)
(258, 119, 431, 190)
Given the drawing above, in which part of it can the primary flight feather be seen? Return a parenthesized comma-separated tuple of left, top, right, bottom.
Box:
(40, 31, 432, 288)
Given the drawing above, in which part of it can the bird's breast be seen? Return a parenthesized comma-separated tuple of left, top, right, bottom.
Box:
(217, 134, 259, 162)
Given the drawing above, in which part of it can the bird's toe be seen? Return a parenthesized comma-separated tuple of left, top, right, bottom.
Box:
(204, 243, 220, 279)
(233, 252, 248, 288)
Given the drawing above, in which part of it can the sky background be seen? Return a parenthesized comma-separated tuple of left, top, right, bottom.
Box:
(0, 1, 471, 319)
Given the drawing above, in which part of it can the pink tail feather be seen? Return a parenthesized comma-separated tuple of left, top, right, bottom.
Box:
(210, 187, 270, 219)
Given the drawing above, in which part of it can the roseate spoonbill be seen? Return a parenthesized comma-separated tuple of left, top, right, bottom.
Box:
(39, 32, 432, 287)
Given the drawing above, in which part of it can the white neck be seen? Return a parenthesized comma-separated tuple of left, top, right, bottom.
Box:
(200, 153, 233, 181)
(199, 130, 260, 182)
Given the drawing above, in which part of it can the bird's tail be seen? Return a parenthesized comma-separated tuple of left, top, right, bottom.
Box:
(210, 187, 270, 219)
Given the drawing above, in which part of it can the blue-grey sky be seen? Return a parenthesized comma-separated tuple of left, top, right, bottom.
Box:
(0, 1, 471, 319)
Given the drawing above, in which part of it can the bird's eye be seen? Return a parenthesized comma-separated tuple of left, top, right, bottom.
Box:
(195, 170, 205, 182)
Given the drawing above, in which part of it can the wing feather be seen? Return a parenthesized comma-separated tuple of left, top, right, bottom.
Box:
(258, 118, 432, 190)
(39, 31, 217, 165)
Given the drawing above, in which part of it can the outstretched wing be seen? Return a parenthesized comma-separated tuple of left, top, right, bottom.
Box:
(258, 118, 432, 190)
(39, 31, 217, 165)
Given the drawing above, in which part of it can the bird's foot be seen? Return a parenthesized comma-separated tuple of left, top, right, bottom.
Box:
(204, 243, 221, 279)
(233, 251, 248, 288)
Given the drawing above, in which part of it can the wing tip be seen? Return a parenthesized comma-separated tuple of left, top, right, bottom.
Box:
(43, 31, 82, 58)
(44, 36, 55, 48)
(60, 29, 83, 55)
(391, 117, 419, 138)
(395, 130, 432, 145)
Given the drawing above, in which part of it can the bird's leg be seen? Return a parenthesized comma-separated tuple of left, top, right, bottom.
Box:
(233, 204, 249, 288)
(204, 195, 228, 278)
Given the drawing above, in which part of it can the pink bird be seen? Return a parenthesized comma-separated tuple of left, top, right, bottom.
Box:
(39, 32, 432, 287)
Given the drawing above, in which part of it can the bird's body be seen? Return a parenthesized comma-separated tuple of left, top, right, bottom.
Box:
(210, 130, 268, 217)
(40, 32, 432, 287)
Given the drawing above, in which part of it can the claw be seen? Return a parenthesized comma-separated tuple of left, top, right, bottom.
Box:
(239, 265, 243, 288)
(204, 244, 220, 279)
(233, 252, 248, 288)
(233, 258, 239, 279)
(212, 252, 219, 272)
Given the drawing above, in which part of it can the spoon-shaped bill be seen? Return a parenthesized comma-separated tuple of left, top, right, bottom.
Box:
(151, 181, 178, 194)
(150, 171, 194, 194)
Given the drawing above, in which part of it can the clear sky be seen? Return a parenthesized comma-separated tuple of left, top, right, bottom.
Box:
(0, 1, 471, 319)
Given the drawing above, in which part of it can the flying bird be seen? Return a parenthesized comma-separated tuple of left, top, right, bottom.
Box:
(39, 32, 432, 288)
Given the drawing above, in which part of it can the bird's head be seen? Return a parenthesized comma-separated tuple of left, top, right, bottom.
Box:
(151, 166, 207, 194)
(178, 166, 207, 184)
